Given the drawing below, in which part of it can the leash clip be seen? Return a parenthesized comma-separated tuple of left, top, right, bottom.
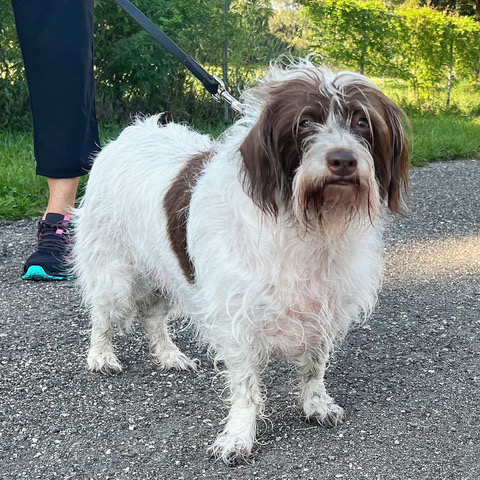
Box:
(212, 76, 246, 115)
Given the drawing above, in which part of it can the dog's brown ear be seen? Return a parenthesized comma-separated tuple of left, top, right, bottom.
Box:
(239, 108, 285, 217)
(385, 104, 411, 214)
(371, 94, 411, 215)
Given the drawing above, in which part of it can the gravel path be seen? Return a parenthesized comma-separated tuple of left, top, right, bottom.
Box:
(1, 159, 479, 480)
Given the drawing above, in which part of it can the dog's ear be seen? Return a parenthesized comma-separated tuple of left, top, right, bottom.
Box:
(388, 109, 412, 213)
(371, 98, 411, 215)
(384, 103, 411, 214)
(239, 107, 286, 217)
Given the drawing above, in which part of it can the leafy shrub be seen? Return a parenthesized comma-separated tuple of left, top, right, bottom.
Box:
(0, 3, 30, 129)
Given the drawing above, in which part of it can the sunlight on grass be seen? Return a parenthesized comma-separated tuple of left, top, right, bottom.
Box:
(376, 78, 480, 117)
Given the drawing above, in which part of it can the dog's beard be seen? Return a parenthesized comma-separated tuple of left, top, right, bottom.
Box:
(293, 175, 380, 238)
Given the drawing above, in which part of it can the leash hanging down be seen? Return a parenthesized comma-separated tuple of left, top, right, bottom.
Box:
(114, 0, 246, 115)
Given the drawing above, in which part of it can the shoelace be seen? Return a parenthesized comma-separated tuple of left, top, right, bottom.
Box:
(37, 219, 73, 252)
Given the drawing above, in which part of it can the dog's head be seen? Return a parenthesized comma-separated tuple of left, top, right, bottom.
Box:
(239, 58, 410, 229)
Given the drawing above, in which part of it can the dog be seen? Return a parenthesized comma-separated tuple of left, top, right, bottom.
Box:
(73, 57, 410, 464)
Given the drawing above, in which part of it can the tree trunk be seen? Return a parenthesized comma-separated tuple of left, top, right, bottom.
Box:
(446, 37, 454, 109)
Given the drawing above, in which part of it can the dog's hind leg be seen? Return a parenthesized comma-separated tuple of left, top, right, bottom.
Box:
(85, 265, 137, 374)
(295, 345, 345, 427)
(138, 299, 197, 371)
(87, 305, 127, 374)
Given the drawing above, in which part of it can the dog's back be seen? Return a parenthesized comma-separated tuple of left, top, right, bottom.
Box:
(73, 116, 213, 322)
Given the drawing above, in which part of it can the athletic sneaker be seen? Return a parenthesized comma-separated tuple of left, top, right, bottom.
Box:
(22, 213, 74, 280)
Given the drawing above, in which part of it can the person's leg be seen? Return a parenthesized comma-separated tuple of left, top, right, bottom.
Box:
(44, 177, 81, 220)
(12, 0, 100, 179)
(12, 0, 99, 280)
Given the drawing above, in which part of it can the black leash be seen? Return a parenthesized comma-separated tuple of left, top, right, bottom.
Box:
(114, 0, 245, 114)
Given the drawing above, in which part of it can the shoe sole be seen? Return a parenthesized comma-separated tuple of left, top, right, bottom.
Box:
(22, 265, 73, 281)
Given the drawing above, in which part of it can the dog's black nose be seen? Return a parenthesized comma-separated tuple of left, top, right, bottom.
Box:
(326, 149, 358, 177)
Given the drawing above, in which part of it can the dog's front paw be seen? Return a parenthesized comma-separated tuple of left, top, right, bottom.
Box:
(151, 347, 198, 371)
(208, 431, 255, 465)
(302, 393, 345, 427)
(87, 351, 123, 374)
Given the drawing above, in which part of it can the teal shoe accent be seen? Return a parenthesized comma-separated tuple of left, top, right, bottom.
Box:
(22, 265, 73, 281)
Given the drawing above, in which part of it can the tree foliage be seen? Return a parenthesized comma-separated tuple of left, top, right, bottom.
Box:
(301, 0, 480, 108)
(93, 0, 295, 121)
(301, 0, 398, 74)
(93, 0, 233, 120)
(0, 3, 30, 129)
(1, 0, 480, 127)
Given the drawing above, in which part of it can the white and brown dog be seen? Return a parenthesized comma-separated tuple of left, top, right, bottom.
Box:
(73, 57, 410, 464)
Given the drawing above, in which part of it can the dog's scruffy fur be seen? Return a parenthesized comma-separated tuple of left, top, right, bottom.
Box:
(73, 57, 410, 464)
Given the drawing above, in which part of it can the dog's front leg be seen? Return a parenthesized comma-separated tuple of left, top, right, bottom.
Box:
(295, 346, 345, 427)
(209, 350, 266, 465)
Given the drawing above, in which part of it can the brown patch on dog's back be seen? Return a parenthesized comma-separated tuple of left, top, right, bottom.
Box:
(164, 151, 212, 283)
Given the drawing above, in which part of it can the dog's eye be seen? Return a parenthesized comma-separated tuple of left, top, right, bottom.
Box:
(355, 118, 369, 130)
(299, 119, 311, 128)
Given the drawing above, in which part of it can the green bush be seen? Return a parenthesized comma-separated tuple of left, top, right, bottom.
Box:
(93, 0, 229, 121)
(2, 0, 480, 125)
(0, 3, 30, 130)
(1, 0, 290, 126)
(301, 0, 480, 111)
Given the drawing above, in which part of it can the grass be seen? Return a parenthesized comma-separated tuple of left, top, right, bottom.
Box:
(409, 115, 480, 166)
(0, 130, 46, 222)
(1, 115, 480, 222)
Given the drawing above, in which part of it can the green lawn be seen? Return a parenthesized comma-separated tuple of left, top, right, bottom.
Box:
(1, 115, 480, 221)
(409, 116, 480, 166)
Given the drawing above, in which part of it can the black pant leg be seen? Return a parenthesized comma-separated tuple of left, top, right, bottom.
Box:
(12, 0, 100, 178)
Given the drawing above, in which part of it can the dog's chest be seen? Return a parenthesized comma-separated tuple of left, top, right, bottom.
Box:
(263, 298, 327, 356)
(262, 259, 343, 356)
